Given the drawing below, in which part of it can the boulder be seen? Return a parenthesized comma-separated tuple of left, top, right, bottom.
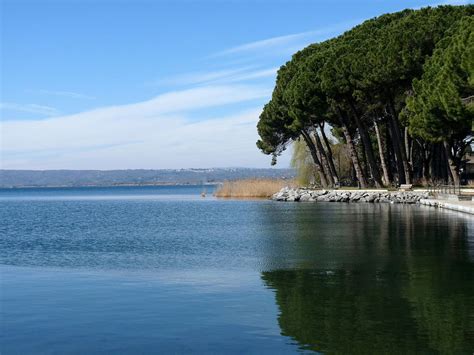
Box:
(299, 193, 312, 202)
(271, 187, 430, 205)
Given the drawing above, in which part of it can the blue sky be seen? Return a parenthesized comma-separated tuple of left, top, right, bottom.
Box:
(1, 0, 470, 169)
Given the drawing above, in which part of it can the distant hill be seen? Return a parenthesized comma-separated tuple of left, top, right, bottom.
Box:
(0, 168, 295, 188)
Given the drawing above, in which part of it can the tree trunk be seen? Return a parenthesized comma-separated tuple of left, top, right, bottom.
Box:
(389, 120, 405, 185)
(431, 143, 444, 183)
(443, 140, 460, 186)
(407, 129, 414, 172)
(404, 127, 412, 169)
(313, 130, 336, 186)
(420, 142, 432, 186)
(422, 157, 430, 186)
(360, 139, 370, 181)
(301, 130, 329, 188)
(350, 163, 356, 185)
(374, 121, 390, 187)
(348, 101, 384, 188)
(385, 124, 394, 184)
(387, 99, 411, 184)
(337, 109, 367, 188)
(318, 123, 339, 184)
(313, 139, 328, 183)
(433, 143, 448, 184)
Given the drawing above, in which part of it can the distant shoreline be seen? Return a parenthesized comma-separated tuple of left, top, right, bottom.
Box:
(0, 168, 295, 189)
(0, 182, 221, 189)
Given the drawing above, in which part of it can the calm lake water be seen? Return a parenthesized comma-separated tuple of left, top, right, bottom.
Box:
(1, 185, 473, 354)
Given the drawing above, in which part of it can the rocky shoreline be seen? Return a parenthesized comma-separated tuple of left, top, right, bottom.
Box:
(272, 187, 430, 204)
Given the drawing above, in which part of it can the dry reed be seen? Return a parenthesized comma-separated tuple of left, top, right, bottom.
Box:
(215, 178, 293, 198)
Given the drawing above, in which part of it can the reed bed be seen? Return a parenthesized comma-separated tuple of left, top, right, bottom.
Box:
(215, 178, 293, 198)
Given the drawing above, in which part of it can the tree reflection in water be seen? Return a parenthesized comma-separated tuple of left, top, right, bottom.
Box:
(260, 204, 474, 353)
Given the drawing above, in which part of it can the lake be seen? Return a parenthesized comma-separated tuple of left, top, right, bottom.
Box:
(1, 185, 473, 354)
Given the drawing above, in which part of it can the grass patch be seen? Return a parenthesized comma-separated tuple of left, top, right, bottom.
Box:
(215, 179, 293, 198)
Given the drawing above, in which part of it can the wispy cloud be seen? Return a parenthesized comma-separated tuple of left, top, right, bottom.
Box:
(434, 0, 471, 5)
(0, 102, 60, 117)
(225, 67, 278, 83)
(0, 84, 290, 169)
(3, 85, 269, 123)
(216, 31, 318, 56)
(30, 90, 96, 100)
(2, 21, 362, 169)
(213, 20, 360, 58)
(154, 67, 255, 86)
(156, 66, 278, 87)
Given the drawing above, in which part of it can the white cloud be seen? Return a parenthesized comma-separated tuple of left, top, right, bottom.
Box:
(0, 102, 60, 117)
(434, 0, 471, 5)
(213, 20, 360, 58)
(225, 67, 279, 83)
(216, 31, 318, 56)
(154, 67, 255, 86)
(31, 90, 96, 100)
(156, 66, 279, 87)
(1, 84, 289, 169)
(6, 21, 362, 169)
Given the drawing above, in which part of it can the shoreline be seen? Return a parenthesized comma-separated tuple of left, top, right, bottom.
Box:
(271, 187, 474, 215)
(272, 187, 430, 204)
(419, 199, 474, 215)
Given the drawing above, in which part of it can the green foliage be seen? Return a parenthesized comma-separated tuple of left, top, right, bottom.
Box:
(290, 138, 319, 185)
(291, 136, 352, 185)
(330, 142, 352, 182)
(256, 46, 317, 164)
(257, 4, 473, 186)
(405, 16, 474, 142)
